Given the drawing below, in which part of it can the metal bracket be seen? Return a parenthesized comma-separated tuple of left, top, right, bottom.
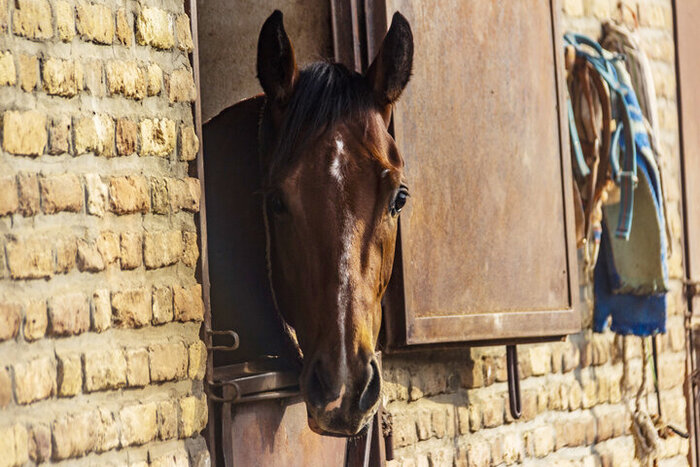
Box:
(206, 358, 300, 404)
(206, 329, 240, 352)
(506, 345, 522, 420)
(685, 280, 700, 299)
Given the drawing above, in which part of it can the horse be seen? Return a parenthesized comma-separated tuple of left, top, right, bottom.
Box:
(212, 9, 413, 436)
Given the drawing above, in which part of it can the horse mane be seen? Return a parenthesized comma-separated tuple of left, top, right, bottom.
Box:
(260, 61, 375, 183)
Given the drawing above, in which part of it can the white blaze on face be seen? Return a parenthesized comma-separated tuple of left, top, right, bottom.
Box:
(330, 135, 345, 183)
(333, 133, 352, 380)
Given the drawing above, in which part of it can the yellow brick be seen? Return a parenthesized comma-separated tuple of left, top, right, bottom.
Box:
(3, 110, 47, 156)
(112, 288, 151, 327)
(108, 175, 149, 214)
(152, 286, 173, 324)
(76, 2, 114, 44)
(5, 235, 52, 279)
(188, 340, 207, 380)
(119, 232, 142, 270)
(168, 67, 196, 103)
(73, 114, 114, 156)
(0, 51, 16, 86)
(182, 231, 199, 268)
(167, 177, 200, 213)
(115, 8, 132, 45)
(0, 302, 21, 341)
(42, 57, 83, 97)
(12, 0, 52, 40)
(140, 118, 176, 157)
(56, 352, 82, 397)
(39, 173, 83, 214)
(136, 7, 173, 49)
(120, 403, 157, 446)
(143, 230, 182, 269)
(55, 0, 75, 41)
(180, 124, 199, 161)
(0, 176, 19, 216)
(23, 299, 46, 341)
(13, 356, 56, 404)
(149, 341, 187, 381)
(175, 14, 193, 51)
(146, 63, 162, 96)
(173, 284, 203, 322)
(48, 292, 89, 336)
(51, 411, 98, 459)
(83, 349, 127, 392)
(179, 394, 207, 437)
(18, 54, 37, 92)
(106, 60, 146, 99)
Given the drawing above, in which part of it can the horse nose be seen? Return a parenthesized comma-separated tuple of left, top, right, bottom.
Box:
(359, 357, 381, 412)
(305, 358, 336, 410)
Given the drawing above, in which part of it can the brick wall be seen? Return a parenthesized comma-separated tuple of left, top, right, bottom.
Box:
(0, 0, 209, 465)
(384, 1, 690, 466)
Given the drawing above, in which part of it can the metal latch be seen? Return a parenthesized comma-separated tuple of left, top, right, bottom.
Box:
(206, 329, 240, 352)
(506, 345, 522, 420)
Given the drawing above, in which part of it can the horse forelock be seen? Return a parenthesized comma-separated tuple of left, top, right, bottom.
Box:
(260, 61, 376, 184)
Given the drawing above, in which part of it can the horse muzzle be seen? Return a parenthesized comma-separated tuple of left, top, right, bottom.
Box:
(302, 355, 382, 436)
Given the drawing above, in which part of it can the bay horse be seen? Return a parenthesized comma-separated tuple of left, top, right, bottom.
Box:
(256, 10, 412, 436)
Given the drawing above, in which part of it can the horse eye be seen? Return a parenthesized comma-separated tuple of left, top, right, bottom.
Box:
(268, 193, 287, 215)
(390, 186, 409, 217)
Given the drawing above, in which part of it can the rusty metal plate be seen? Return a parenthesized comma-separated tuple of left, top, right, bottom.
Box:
(222, 396, 347, 467)
(379, 0, 579, 344)
(677, 0, 700, 314)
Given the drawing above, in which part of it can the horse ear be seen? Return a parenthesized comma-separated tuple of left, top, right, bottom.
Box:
(257, 10, 298, 104)
(366, 12, 413, 108)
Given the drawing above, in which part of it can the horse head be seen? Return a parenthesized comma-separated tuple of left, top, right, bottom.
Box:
(256, 10, 413, 436)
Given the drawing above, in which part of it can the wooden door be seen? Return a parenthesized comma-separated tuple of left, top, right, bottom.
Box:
(370, 0, 580, 346)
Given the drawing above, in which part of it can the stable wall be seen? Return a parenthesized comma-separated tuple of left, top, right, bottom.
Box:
(197, 0, 333, 123)
(383, 1, 690, 466)
(0, 0, 209, 464)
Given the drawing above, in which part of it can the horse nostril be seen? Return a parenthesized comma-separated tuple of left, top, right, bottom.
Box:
(306, 360, 328, 409)
(359, 359, 381, 412)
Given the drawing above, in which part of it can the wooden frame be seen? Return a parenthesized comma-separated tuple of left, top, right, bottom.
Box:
(673, 1, 700, 465)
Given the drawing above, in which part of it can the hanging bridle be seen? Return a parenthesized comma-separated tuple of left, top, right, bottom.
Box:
(257, 98, 304, 362)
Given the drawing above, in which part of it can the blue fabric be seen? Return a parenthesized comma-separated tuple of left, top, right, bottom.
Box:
(593, 156, 667, 336)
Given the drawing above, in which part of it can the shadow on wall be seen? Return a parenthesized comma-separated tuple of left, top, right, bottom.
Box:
(197, 0, 334, 122)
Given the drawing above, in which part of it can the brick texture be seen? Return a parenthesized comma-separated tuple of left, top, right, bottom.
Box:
(0, 0, 205, 463)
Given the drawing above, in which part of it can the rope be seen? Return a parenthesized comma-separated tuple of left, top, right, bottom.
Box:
(632, 337, 660, 465)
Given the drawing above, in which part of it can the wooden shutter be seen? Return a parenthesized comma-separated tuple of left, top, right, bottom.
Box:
(677, 0, 700, 316)
(675, 2, 700, 464)
(357, 0, 581, 346)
